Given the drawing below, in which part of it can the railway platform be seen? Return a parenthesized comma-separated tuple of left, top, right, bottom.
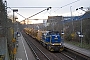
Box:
(15, 33, 36, 60)
(64, 43, 90, 58)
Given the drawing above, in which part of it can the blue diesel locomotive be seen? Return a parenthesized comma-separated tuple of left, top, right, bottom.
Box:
(41, 31, 64, 52)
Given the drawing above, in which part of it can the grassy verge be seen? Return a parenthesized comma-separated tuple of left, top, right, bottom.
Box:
(64, 40, 90, 50)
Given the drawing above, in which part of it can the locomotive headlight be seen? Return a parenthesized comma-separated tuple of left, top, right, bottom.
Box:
(52, 44, 55, 45)
(60, 43, 61, 45)
(55, 36, 57, 37)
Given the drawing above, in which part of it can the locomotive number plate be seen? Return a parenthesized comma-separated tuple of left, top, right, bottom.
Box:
(54, 38, 58, 39)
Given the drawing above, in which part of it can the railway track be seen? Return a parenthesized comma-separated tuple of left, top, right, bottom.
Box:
(63, 49, 88, 60)
(22, 31, 87, 60)
(54, 51, 75, 60)
(23, 33, 50, 60)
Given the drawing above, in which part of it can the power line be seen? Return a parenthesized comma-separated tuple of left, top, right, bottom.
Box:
(16, 12, 26, 19)
(54, 0, 80, 12)
(7, 0, 80, 21)
(7, 7, 52, 8)
(8, 7, 26, 19)
(27, 7, 52, 19)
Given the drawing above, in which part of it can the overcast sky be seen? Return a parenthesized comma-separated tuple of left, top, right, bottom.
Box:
(5, 0, 90, 22)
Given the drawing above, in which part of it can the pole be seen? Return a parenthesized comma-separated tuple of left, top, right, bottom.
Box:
(13, 11, 14, 38)
(81, 17, 83, 47)
(70, 6, 74, 32)
(4, 1, 8, 60)
(76, 7, 83, 47)
(61, 17, 64, 40)
(12, 9, 18, 60)
(12, 10, 15, 60)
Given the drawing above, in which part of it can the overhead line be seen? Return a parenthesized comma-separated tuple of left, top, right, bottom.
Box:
(16, 12, 26, 19)
(54, 0, 80, 12)
(7, 7, 52, 8)
(8, 0, 80, 21)
(7, 7, 66, 8)
(61, 0, 80, 8)
(8, 7, 26, 19)
(27, 7, 51, 19)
